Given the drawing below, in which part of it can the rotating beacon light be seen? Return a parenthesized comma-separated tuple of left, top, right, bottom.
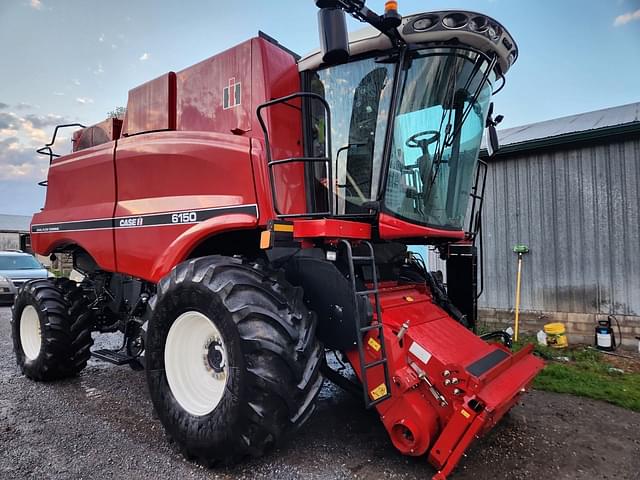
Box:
(382, 1, 402, 29)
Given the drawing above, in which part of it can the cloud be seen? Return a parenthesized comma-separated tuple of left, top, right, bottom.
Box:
(76, 97, 94, 105)
(0, 102, 9, 109)
(21, 121, 50, 145)
(98, 33, 105, 42)
(0, 139, 46, 180)
(93, 63, 104, 75)
(0, 137, 20, 150)
(23, 113, 69, 129)
(0, 112, 20, 130)
(0, 111, 60, 144)
(53, 92, 65, 96)
(139, 52, 150, 61)
(111, 44, 118, 50)
(0, 111, 74, 181)
(15, 102, 35, 110)
(30, 0, 42, 10)
(72, 79, 81, 86)
(614, 9, 640, 26)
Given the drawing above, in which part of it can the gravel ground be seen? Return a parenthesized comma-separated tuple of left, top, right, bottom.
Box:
(1, 306, 639, 479)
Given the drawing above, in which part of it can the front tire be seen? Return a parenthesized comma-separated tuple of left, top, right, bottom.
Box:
(11, 279, 94, 381)
(145, 256, 324, 464)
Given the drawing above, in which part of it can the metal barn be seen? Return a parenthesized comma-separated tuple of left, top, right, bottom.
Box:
(475, 102, 640, 346)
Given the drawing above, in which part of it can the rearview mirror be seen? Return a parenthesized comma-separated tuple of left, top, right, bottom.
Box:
(487, 124, 500, 158)
(317, 7, 350, 64)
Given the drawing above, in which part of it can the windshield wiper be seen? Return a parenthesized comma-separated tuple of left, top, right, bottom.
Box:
(422, 56, 459, 199)
(421, 54, 497, 206)
(443, 54, 498, 146)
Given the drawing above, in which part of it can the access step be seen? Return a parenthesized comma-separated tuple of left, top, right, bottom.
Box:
(91, 349, 135, 365)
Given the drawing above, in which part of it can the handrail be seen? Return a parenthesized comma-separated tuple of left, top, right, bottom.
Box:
(36, 123, 86, 165)
(256, 92, 333, 218)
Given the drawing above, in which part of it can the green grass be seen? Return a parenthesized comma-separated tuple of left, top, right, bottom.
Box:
(513, 337, 640, 412)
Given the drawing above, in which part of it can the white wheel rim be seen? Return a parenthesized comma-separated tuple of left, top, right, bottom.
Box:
(20, 305, 42, 361)
(164, 311, 228, 416)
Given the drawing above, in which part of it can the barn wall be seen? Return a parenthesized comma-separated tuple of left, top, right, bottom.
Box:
(428, 135, 640, 347)
(0, 232, 20, 250)
(481, 136, 640, 315)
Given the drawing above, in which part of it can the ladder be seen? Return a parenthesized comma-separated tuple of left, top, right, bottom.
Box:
(339, 239, 392, 408)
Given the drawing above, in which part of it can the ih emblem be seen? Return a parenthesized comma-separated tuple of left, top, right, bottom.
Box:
(223, 77, 241, 109)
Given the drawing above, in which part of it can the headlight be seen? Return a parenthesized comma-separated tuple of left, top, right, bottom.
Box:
(0, 275, 11, 288)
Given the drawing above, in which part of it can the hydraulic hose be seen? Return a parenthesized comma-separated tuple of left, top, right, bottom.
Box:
(480, 330, 513, 349)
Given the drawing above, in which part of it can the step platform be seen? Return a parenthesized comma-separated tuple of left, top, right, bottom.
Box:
(91, 349, 135, 365)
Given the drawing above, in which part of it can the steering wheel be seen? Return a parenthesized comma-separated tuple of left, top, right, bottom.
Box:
(405, 130, 440, 149)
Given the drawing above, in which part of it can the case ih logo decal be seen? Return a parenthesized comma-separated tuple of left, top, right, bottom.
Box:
(223, 77, 241, 110)
(119, 217, 144, 228)
(31, 205, 258, 233)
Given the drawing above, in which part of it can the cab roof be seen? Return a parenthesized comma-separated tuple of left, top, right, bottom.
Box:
(299, 10, 518, 76)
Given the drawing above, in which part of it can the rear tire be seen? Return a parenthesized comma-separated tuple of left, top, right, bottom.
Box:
(11, 278, 94, 381)
(145, 256, 324, 464)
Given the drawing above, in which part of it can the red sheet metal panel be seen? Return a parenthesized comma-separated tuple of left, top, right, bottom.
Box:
(73, 118, 123, 152)
(122, 72, 176, 136)
(293, 219, 371, 239)
(31, 142, 117, 271)
(379, 212, 466, 240)
(176, 40, 252, 134)
(251, 37, 307, 216)
(113, 130, 257, 281)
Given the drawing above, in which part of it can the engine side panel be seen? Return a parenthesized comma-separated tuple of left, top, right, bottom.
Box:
(31, 142, 117, 271)
(113, 131, 258, 281)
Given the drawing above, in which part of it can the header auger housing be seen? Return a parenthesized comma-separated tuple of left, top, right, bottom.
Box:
(14, 2, 542, 478)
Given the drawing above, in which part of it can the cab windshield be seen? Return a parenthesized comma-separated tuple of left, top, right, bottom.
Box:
(307, 47, 494, 225)
(384, 48, 494, 229)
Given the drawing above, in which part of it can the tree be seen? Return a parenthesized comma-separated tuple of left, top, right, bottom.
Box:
(107, 106, 127, 119)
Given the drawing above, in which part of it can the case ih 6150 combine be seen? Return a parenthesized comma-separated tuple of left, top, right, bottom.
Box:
(13, 1, 543, 478)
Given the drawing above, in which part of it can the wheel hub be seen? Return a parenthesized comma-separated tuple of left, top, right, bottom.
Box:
(206, 340, 225, 373)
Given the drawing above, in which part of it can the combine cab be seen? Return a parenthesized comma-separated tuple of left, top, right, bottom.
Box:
(12, 2, 543, 478)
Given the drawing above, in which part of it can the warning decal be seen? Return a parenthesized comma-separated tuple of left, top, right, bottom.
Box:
(368, 337, 381, 352)
(370, 383, 388, 400)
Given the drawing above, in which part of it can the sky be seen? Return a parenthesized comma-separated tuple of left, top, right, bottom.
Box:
(0, 0, 639, 216)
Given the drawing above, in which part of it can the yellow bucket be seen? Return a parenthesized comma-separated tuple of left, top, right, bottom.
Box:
(544, 322, 568, 349)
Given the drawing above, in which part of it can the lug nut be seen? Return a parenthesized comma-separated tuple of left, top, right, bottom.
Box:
(442, 370, 451, 377)
(451, 378, 459, 385)
(453, 388, 463, 395)
(443, 379, 451, 386)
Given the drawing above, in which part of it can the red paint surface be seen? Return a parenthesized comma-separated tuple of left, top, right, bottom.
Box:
(293, 218, 371, 240)
(113, 130, 257, 279)
(379, 212, 466, 240)
(122, 72, 176, 136)
(32, 142, 117, 271)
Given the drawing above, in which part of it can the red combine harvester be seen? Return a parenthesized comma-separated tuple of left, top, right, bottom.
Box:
(12, 2, 543, 478)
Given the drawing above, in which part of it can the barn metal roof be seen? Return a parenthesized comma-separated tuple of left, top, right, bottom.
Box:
(485, 102, 640, 156)
(0, 214, 31, 233)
